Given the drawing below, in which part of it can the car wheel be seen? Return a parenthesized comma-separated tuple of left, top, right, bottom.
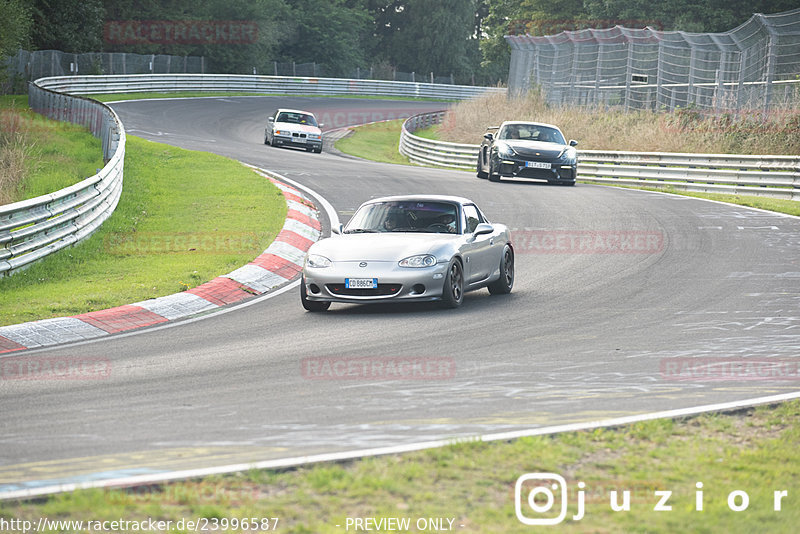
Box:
(488, 159, 501, 182)
(315, 146, 323, 154)
(488, 245, 514, 295)
(264, 133, 270, 145)
(301, 278, 331, 312)
(441, 259, 464, 309)
(477, 154, 488, 179)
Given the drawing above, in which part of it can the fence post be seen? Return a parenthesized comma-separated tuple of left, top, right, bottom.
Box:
(624, 40, 633, 111)
(758, 14, 778, 116)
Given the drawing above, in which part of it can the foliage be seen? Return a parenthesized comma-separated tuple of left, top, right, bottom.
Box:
(6, 1, 800, 85)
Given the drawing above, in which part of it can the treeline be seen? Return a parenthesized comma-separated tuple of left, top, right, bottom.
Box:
(1, 0, 796, 85)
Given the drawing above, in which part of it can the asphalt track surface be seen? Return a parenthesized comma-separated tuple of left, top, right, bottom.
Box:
(1, 96, 799, 492)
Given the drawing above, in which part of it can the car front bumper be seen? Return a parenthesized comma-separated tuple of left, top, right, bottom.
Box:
(303, 260, 448, 303)
(273, 134, 323, 150)
(497, 157, 576, 182)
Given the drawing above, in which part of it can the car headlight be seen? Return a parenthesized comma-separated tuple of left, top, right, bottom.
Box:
(398, 254, 437, 268)
(275, 130, 290, 136)
(496, 142, 515, 158)
(558, 147, 577, 162)
(307, 134, 321, 140)
(306, 254, 331, 268)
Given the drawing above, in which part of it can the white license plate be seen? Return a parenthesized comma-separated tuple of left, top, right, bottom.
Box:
(294, 136, 307, 143)
(525, 161, 551, 169)
(346, 278, 377, 289)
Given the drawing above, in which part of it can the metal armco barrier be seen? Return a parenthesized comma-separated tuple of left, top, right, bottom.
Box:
(33, 74, 505, 101)
(0, 74, 502, 276)
(0, 83, 125, 276)
(399, 111, 800, 200)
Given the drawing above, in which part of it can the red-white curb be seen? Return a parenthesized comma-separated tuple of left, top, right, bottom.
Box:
(0, 174, 320, 354)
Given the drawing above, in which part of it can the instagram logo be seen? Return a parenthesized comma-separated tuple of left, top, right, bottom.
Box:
(516, 473, 569, 525)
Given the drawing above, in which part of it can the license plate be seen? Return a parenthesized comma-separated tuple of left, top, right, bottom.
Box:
(346, 278, 377, 289)
(294, 136, 307, 143)
(525, 161, 551, 169)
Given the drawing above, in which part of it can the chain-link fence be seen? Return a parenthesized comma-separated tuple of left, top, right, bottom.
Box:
(506, 8, 800, 114)
(3, 50, 206, 89)
(4, 51, 468, 91)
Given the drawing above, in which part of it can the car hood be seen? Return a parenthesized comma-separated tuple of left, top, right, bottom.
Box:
(505, 140, 565, 158)
(308, 233, 457, 262)
(274, 122, 321, 134)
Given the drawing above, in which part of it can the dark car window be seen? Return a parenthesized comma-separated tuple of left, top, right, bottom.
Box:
(276, 112, 318, 127)
(499, 124, 565, 144)
(345, 201, 460, 234)
(463, 204, 483, 234)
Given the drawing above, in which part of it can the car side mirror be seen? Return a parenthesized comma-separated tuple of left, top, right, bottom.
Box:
(569, 140, 578, 147)
(318, 123, 324, 128)
(484, 133, 494, 141)
(268, 116, 274, 122)
(331, 224, 343, 235)
(473, 223, 494, 236)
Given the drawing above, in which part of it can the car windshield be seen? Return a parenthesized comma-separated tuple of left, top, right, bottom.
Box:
(276, 112, 318, 127)
(344, 201, 460, 234)
(498, 124, 565, 144)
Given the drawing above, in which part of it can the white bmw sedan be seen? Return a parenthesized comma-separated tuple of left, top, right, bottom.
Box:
(265, 108, 323, 153)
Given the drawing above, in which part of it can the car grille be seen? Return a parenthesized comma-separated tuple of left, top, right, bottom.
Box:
(517, 167, 557, 180)
(292, 133, 307, 139)
(513, 147, 561, 158)
(326, 284, 402, 297)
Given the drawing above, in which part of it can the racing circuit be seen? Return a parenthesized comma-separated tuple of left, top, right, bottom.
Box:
(1, 96, 799, 496)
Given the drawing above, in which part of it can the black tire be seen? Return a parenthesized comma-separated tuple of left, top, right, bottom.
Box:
(441, 259, 464, 309)
(264, 133, 270, 145)
(488, 245, 514, 295)
(477, 154, 488, 179)
(301, 278, 331, 312)
(315, 146, 323, 154)
(488, 159, 501, 182)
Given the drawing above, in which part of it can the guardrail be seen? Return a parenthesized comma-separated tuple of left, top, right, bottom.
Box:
(399, 111, 800, 200)
(0, 75, 503, 276)
(34, 74, 505, 101)
(0, 83, 125, 276)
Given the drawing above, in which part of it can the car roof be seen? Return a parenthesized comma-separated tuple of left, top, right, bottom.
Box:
(275, 108, 317, 116)
(500, 120, 563, 132)
(364, 194, 474, 206)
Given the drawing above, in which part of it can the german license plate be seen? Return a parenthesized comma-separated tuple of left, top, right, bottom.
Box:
(525, 161, 551, 169)
(294, 136, 307, 143)
(346, 278, 377, 289)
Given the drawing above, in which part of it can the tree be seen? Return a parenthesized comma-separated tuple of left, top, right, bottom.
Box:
(277, 0, 371, 77)
(29, 0, 104, 52)
(0, 0, 32, 58)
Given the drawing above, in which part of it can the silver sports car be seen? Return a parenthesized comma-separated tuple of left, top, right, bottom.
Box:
(301, 195, 514, 311)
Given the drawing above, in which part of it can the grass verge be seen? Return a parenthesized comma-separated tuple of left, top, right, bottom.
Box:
(437, 91, 800, 155)
(334, 120, 412, 165)
(0, 131, 286, 326)
(336, 119, 800, 217)
(0, 95, 103, 205)
(2, 400, 798, 532)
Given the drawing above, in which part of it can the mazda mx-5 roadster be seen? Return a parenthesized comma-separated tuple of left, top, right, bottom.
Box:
(300, 195, 514, 311)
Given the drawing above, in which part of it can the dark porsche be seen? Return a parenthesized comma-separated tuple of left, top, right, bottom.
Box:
(476, 121, 578, 185)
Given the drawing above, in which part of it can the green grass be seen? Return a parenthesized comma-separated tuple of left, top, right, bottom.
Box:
(1, 95, 103, 204)
(0, 134, 286, 326)
(412, 125, 440, 140)
(334, 119, 413, 165)
(3, 401, 798, 532)
(336, 119, 800, 217)
(90, 92, 455, 103)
